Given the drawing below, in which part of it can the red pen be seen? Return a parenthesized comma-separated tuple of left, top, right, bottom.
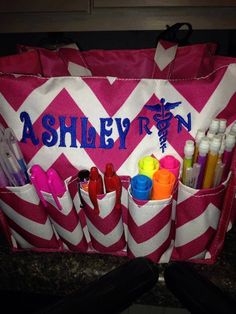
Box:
(104, 163, 122, 210)
(88, 167, 104, 215)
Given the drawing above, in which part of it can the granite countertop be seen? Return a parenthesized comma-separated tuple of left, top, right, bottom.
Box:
(0, 225, 235, 308)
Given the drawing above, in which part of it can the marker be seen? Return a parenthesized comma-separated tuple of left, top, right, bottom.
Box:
(30, 165, 51, 207)
(138, 156, 159, 179)
(152, 169, 175, 200)
(104, 163, 122, 210)
(159, 155, 180, 179)
(181, 140, 194, 185)
(222, 134, 236, 180)
(213, 162, 225, 187)
(191, 163, 201, 188)
(196, 137, 210, 189)
(193, 129, 205, 163)
(202, 137, 221, 189)
(47, 168, 66, 210)
(131, 174, 152, 200)
(88, 167, 104, 215)
(5, 152, 25, 186)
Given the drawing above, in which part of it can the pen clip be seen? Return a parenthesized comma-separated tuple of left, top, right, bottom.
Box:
(47, 168, 66, 211)
(30, 174, 48, 207)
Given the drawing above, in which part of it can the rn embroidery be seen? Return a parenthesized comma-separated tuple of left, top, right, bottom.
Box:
(20, 97, 191, 152)
(139, 98, 191, 152)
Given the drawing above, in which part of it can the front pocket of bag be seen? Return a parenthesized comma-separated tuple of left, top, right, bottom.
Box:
(42, 176, 88, 252)
(0, 184, 60, 249)
(127, 190, 174, 263)
(80, 188, 126, 253)
(172, 177, 230, 261)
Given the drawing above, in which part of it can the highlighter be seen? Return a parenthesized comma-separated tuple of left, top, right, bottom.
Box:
(138, 156, 159, 179)
(131, 174, 152, 200)
(159, 155, 180, 179)
(181, 140, 194, 185)
(202, 137, 221, 189)
(152, 169, 175, 200)
(196, 137, 209, 189)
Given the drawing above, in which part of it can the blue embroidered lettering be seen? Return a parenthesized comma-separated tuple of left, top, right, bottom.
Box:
(80, 117, 96, 148)
(175, 113, 192, 133)
(42, 115, 58, 147)
(115, 118, 130, 149)
(20, 111, 39, 145)
(59, 116, 78, 148)
(138, 117, 152, 135)
(99, 118, 114, 149)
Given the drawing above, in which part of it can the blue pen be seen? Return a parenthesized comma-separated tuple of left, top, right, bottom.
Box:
(131, 174, 152, 200)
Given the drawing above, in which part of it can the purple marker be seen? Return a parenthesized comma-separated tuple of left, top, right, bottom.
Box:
(196, 137, 210, 189)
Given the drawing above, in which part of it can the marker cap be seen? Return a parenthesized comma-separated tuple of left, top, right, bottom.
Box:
(195, 129, 205, 143)
(198, 137, 210, 155)
(230, 121, 236, 135)
(159, 155, 180, 178)
(184, 140, 194, 158)
(209, 119, 220, 133)
(131, 174, 152, 200)
(152, 169, 175, 200)
(218, 119, 227, 133)
(225, 134, 236, 151)
(138, 156, 159, 179)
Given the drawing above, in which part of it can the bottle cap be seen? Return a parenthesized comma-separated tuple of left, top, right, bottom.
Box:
(198, 137, 210, 155)
(159, 155, 180, 178)
(184, 140, 194, 157)
(209, 119, 220, 133)
(138, 156, 159, 179)
(218, 119, 227, 133)
(195, 129, 205, 143)
(131, 174, 152, 200)
(152, 169, 175, 200)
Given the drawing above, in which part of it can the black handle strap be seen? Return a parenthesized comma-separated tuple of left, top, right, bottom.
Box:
(157, 23, 193, 46)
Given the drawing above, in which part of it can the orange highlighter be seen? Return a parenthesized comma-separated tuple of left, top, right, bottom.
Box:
(152, 169, 175, 200)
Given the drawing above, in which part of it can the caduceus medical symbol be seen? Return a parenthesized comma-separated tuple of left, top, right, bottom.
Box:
(145, 98, 181, 153)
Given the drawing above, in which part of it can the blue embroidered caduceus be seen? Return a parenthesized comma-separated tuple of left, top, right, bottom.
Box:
(145, 98, 181, 153)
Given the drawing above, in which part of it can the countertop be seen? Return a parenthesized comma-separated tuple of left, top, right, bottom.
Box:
(0, 225, 235, 308)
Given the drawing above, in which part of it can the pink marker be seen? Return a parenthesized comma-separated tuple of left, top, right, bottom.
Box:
(30, 165, 50, 207)
(159, 155, 180, 179)
(47, 168, 66, 210)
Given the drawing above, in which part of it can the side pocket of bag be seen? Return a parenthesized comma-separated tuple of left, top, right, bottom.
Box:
(42, 176, 88, 252)
(172, 176, 231, 262)
(0, 184, 60, 249)
(127, 190, 174, 263)
(80, 188, 126, 253)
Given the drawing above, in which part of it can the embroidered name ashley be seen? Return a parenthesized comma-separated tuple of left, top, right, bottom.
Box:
(20, 99, 191, 151)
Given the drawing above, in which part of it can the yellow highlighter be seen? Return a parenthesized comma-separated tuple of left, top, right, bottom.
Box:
(138, 156, 159, 179)
(202, 137, 221, 189)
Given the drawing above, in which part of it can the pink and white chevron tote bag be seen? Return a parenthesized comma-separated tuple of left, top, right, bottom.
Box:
(0, 42, 235, 264)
